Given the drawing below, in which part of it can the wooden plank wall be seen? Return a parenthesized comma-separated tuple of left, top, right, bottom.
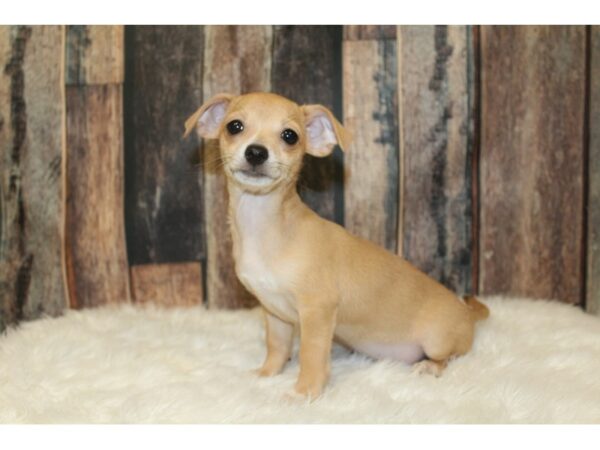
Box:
(479, 26, 586, 305)
(588, 25, 600, 315)
(2, 25, 600, 331)
(0, 26, 67, 331)
(124, 26, 204, 306)
(65, 26, 130, 308)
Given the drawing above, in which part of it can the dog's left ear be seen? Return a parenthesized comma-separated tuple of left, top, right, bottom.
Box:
(184, 93, 234, 139)
(301, 104, 352, 157)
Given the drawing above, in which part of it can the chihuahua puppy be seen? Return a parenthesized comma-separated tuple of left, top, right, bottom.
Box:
(185, 92, 489, 399)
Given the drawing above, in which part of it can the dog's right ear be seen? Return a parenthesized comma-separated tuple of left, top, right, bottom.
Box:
(183, 93, 234, 139)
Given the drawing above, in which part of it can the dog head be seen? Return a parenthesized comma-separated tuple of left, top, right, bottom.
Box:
(185, 92, 351, 194)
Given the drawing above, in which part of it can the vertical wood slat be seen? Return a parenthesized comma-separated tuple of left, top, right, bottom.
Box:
(65, 25, 130, 308)
(202, 26, 272, 309)
(343, 31, 399, 251)
(66, 25, 124, 85)
(0, 26, 67, 330)
(480, 26, 586, 304)
(65, 84, 130, 307)
(344, 26, 397, 41)
(397, 25, 475, 294)
(272, 25, 343, 223)
(124, 26, 205, 266)
(130, 262, 203, 306)
(588, 25, 600, 315)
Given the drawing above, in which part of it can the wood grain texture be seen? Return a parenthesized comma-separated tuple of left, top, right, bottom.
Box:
(480, 26, 586, 304)
(343, 38, 398, 251)
(65, 84, 130, 308)
(203, 26, 272, 309)
(124, 26, 205, 266)
(398, 25, 474, 294)
(344, 26, 396, 41)
(0, 26, 67, 330)
(66, 25, 124, 85)
(588, 26, 600, 315)
(272, 25, 343, 223)
(131, 262, 203, 307)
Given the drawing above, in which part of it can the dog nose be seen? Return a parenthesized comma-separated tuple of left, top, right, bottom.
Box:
(244, 144, 269, 166)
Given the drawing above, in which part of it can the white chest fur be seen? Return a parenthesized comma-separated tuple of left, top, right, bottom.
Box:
(231, 192, 298, 323)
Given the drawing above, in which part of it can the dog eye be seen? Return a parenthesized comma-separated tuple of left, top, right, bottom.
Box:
(226, 120, 244, 135)
(281, 129, 298, 145)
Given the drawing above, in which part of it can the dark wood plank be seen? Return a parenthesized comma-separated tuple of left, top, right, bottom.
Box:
(131, 262, 203, 307)
(344, 26, 397, 41)
(0, 26, 67, 330)
(124, 26, 205, 267)
(588, 25, 600, 315)
(66, 25, 124, 85)
(272, 25, 343, 223)
(202, 25, 272, 309)
(397, 25, 474, 294)
(343, 37, 398, 251)
(480, 26, 586, 304)
(65, 84, 130, 307)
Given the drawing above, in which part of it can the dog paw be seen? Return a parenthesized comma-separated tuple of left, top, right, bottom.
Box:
(411, 359, 446, 377)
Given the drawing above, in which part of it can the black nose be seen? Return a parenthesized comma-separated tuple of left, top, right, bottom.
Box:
(244, 144, 269, 166)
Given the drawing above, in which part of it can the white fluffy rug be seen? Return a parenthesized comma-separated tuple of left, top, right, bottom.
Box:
(1, 297, 600, 424)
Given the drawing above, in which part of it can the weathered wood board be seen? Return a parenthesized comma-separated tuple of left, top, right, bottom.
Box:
(124, 26, 205, 268)
(588, 25, 600, 315)
(480, 26, 586, 304)
(66, 25, 124, 85)
(342, 37, 399, 252)
(0, 26, 67, 330)
(344, 26, 397, 41)
(272, 25, 344, 223)
(130, 262, 203, 306)
(202, 26, 272, 309)
(397, 25, 474, 294)
(65, 84, 130, 307)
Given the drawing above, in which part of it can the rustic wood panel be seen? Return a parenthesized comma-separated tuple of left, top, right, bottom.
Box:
(65, 84, 130, 308)
(588, 25, 600, 315)
(202, 26, 272, 309)
(344, 26, 396, 41)
(480, 26, 586, 304)
(66, 25, 124, 85)
(343, 37, 398, 251)
(131, 262, 203, 306)
(397, 25, 474, 294)
(272, 25, 343, 223)
(0, 26, 67, 330)
(124, 26, 205, 268)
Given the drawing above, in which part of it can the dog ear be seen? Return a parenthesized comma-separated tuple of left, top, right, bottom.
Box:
(301, 104, 352, 157)
(183, 93, 234, 139)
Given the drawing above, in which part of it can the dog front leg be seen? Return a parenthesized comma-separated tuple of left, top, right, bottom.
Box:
(256, 308, 294, 377)
(295, 302, 337, 399)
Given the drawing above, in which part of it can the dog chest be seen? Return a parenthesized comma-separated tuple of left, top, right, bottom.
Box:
(237, 254, 298, 323)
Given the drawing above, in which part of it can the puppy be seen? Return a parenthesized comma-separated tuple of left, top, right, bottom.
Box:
(185, 92, 489, 399)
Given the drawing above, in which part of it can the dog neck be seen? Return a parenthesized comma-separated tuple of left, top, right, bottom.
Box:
(227, 181, 304, 253)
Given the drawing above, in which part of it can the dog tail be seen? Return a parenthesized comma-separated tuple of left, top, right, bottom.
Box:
(464, 295, 490, 321)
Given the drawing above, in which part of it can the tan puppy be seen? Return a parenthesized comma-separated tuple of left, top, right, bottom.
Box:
(185, 92, 489, 399)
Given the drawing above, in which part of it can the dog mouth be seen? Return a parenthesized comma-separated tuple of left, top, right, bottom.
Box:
(235, 169, 272, 179)
(232, 168, 278, 187)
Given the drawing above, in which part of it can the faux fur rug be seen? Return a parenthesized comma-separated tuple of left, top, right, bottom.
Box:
(1, 297, 599, 423)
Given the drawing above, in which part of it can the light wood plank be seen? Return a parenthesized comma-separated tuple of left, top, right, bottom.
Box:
(131, 262, 203, 307)
(587, 26, 600, 315)
(202, 26, 272, 309)
(480, 26, 586, 304)
(0, 26, 67, 330)
(397, 25, 475, 294)
(65, 84, 130, 307)
(66, 25, 124, 85)
(343, 38, 399, 251)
